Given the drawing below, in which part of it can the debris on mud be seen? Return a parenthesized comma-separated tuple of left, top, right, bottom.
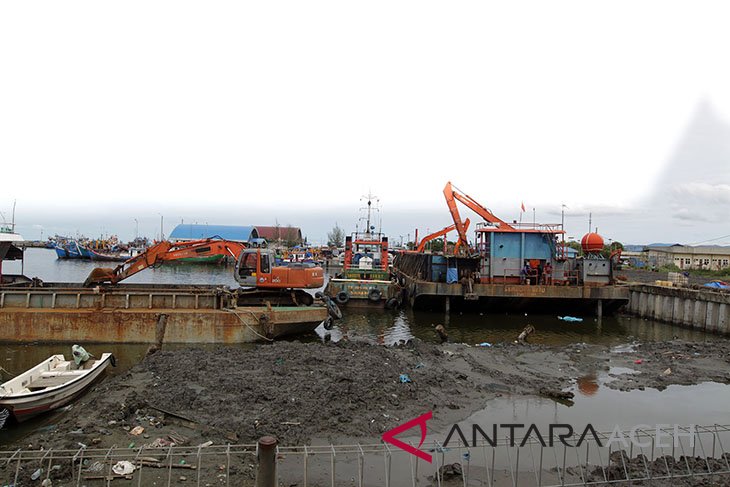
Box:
(3, 338, 730, 455)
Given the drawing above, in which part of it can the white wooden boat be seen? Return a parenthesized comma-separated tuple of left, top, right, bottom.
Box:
(0, 352, 114, 422)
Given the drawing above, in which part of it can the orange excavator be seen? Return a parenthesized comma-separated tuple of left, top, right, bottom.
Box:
(443, 181, 517, 253)
(84, 238, 326, 307)
(415, 219, 471, 253)
(85, 238, 247, 286)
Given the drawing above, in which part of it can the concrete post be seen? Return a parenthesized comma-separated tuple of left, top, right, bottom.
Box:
(706, 302, 718, 333)
(639, 292, 649, 317)
(596, 299, 603, 320)
(652, 295, 661, 320)
(256, 436, 278, 487)
(662, 295, 674, 322)
(629, 291, 639, 314)
(719, 304, 729, 334)
(682, 298, 693, 327)
(693, 300, 707, 331)
(672, 297, 682, 325)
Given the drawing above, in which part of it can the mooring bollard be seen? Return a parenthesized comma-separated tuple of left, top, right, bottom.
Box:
(256, 436, 278, 487)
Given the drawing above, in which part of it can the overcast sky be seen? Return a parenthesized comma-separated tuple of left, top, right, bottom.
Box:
(2, 1, 729, 245)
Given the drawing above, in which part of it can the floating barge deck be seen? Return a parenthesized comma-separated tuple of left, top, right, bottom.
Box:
(396, 271, 629, 315)
(0, 283, 326, 343)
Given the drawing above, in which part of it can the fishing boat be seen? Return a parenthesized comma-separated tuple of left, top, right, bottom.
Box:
(88, 248, 133, 262)
(54, 243, 79, 259)
(1, 225, 25, 286)
(324, 193, 398, 307)
(0, 350, 114, 422)
(54, 240, 92, 259)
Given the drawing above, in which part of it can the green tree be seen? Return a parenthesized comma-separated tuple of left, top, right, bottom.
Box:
(601, 241, 623, 259)
(429, 239, 445, 252)
(327, 223, 345, 247)
(566, 241, 582, 252)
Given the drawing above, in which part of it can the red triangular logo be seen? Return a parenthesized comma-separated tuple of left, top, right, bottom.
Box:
(381, 411, 433, 463)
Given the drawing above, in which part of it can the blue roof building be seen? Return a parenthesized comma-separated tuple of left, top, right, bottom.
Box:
(169, 224, 259, 243)
(564, 246, 579, 258)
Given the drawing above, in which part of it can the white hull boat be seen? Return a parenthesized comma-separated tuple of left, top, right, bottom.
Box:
(0, 352, 114, 422)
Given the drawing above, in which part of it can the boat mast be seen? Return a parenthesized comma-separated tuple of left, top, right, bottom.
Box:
(365, 197, 372, 239)
(359, 191, 380, 240)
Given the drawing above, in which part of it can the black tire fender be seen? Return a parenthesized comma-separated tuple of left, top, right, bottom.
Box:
(323, 296, 343, 320)
(385, 297, 399, 309)
(335, 291, 350, 304)
(323, 316, 334, 330)
(368, 288, 382, 302)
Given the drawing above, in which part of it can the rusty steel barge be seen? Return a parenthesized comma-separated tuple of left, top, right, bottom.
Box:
(393, 182, 630, 315)
(0, 283, 327, 344)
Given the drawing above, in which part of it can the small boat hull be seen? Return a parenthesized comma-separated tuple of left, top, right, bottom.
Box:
(54, 243, 85, 259)
(88, 249, 131, 262)
(0, 353, 113, 422)
(54, 245, 75, 259)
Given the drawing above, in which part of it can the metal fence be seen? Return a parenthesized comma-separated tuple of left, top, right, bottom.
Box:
(3, 425, 730, 486)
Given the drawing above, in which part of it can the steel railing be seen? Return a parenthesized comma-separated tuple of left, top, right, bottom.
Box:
(3, 425, 730, 486)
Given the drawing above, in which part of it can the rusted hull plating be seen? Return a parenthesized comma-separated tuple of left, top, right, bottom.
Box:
(0, 308, 325, 343)
(0, 284, 326, 343)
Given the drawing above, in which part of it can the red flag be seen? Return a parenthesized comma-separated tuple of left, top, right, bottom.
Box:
(521, 201, 526, 213)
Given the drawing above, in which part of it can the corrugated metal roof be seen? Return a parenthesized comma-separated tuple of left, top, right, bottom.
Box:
(647, 245, 730, 255)
(169, 224, 258, 242)
(254, 226, 302, 242)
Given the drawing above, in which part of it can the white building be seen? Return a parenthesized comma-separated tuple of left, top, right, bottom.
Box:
(645, 245, 730, 271)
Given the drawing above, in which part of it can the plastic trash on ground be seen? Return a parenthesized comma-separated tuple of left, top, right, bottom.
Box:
(72, 344, 91, 365)
(399, 374, 412, 383)
(475, 342, 492, 347)
(558, 316, 583, 322)
(112, 461, 136, 475)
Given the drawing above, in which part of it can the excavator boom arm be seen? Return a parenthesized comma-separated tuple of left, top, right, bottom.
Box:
(443, 181, 516, 253)
(443, 182, 471, 250)
(453, 218, 470, 254)
(84, 238, 247, 286)
(416, 218, 470, 253)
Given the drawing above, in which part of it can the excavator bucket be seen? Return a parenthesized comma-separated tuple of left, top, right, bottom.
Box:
(84, 267, 116, 287)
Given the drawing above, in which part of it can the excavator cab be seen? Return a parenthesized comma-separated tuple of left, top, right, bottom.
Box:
(235, 248, 324, 289)
(236, 250, 268, 287)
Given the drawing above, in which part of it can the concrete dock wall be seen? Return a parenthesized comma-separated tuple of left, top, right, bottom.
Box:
(627, 284, 730, 334)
